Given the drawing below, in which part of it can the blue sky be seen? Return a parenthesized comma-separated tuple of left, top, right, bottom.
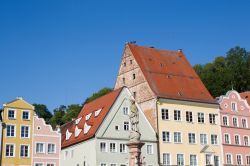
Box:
(0, 0, 250, 111)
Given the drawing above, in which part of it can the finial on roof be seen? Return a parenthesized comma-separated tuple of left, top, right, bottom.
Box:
(178, 49, 183, 52)
(16, 97, 23, 100)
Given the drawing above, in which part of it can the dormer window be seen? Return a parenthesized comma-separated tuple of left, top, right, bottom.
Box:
(75, 126, 82, 137)
(85, 113, 92, 121)
(66, 130, 72, 140)
(75, 117, 82, 125)
(84, 122, 91, 134)
(95, 109, 102, 117)
(8, 110, 16, 119)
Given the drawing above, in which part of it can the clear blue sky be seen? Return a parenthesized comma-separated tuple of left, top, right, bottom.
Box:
(0, 0, 250, 111)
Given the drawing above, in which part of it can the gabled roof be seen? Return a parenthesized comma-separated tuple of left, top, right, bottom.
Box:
(3, 97, 34, 110)
(61, 88, 122, 149)
(240, 91, 250, 105)
(128, 44, 215, 104)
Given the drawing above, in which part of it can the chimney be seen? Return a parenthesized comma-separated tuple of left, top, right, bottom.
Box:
(178, 49, 183, 53)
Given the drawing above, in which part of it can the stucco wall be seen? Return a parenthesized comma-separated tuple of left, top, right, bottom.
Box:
(157, 99, 223, 166)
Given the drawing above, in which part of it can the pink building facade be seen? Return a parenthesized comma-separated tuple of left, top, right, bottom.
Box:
(33, 115, 61, 166)
(218, 90, 250, 165)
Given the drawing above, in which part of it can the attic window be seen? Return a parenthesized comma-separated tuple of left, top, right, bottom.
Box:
(85, 113, 92, 121)
(123, 62, 126, 67)
(75, 126, 82, 137)
(66, 129, 72, 140)
(133, 74, 136, 80)
(130, 60, 133, 64)
(123, 78, 125, 84)
(75, 117, 82, 125)
(95, 109, 102, 117)
(84, 122, 91, 134)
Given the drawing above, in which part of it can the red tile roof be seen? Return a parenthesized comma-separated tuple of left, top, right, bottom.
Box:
(61, 88, 122, 149)
(240, 92, 250, 105)
(128, 44, 215, 103)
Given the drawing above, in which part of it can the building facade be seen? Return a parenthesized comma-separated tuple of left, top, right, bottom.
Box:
(0, 109, 3, 160)
(61, 87, 158, 166)
(1, 97, 35, 166)
(33, 115, 61, 166)
(115, 44, 222, 165)
(218, 90, 250, 165)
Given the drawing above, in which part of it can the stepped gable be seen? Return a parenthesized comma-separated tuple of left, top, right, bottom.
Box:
(240, 91, 250, 105)
(61, 88, 122, 149)
(128, 44, 215, 103)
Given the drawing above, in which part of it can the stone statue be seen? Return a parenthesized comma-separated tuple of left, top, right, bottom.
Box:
(129, 99, 141, 142)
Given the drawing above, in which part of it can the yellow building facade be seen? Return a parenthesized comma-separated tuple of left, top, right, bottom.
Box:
(157, 98, 223, 166)
(1, 97, 34, 166)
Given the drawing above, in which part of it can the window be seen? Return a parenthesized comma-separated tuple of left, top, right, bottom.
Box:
(5, 144, 14, 157)
(186, 111, 193, 122)
(244, 136, 249, 146)
(188, 133, 196, 144)
(119, 143, 126, 153)
(174, 110, 181, 121)
(123, 62, 126, 67)
(64, 151, 68, 159)
(122, 78, 125, 84)
(209, 114, 216, 124)
(163, 153, 171, 165)
(132, 73, 136, 80)
(130, 60, 133, 64)
(177, 154, 184, 165)
(133, 92, 136, 99)
(110, 164, 117, 166)
(242, 118, 248, 128)
(174, 132, 181, 143)
(190, 155, 197, 166)
(48, 144, 56, 153)
(36, 143, 45, 153)
(146, 144, 153, 154)
(232, 103, 237, 111)
(100, 164, 107, 166)
(22, 111, 30, 120)
(20, 145, 29, 157)
(162, 131, 170, 142)
(123, 107, 129, 115)
(47, 164, 55, 166)
(236, 155, 242, 165)
(247, 156, 250, 165)
(123, 121, 129, 131)
(8, 110, 16, 119)
(206, 154, 212, 165)
(71, 150, 74, 158)
(110, 143, 116, 153)
(222, 116, 228, 126)
(211, 134, 218, 145)
(198, 112, 204, 123)
(6, 125, 15, 137)
(226, 154, 232, 165)
(100, 142, 107, 152)
(161, 109, 169, 120)
(35, 164, 43, 166)
(233, 117, 238, 127)
(115, 125, 120, 131)
(235, 135, 240, 145)
(21, 126, 29, 138)
(200, 134, 207, 145)
(224, 134, 230, 144)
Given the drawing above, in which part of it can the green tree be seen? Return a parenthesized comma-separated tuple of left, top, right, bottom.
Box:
(33, 104, 52, 124)
(50, 105, 66, 128)
(194, 46, 250, 97)
(62, 104, 82, 124)
(83, 87, 112, 104)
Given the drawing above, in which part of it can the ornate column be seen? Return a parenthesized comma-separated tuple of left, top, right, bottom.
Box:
(126, 99, 145, 166)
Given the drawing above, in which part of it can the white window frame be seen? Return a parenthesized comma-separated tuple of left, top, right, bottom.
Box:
(197, 112, 205, 123)
(190, 154, 197, 166)
(6, 124, 16, 137)
(211, 134, 218, 145)
(21, 110, 30, 120)
(231, 102, 237, 111)
(20, 144, 30, 158)
(5, 143, 15, 157)
(109, 142, 117, 153)
(188, 133, 196, 144)
(123, 121, 130, 131)
(209, 114, 216, 125)
(46, 163, 56, 166)
(100, 142, 107, 152)
(232, 117, 238, 127)
(224, 133, 231, 144)
(174, 110, 181, 121)
(244, 136, 249, 146)
(35, 163, 44, 166)
(174, 132, 182, 144)
(36, 142, 45, 154)
(146, 144, 153, 155)
(236, 154, 243, 165)
(222, 116, 229, 126)
(186, 111, 193, 123)
(226, 153, 233, 165)
(246, 155, 250, 165)
(119, 143, 127, 153)
(163, 153, 171, 166)
(7, 109, 16, 120)
(242, 118, 248, 128)
(235, 134, 241, 145)
(161, 108, 169, 120)
(20, 125, 30, 138)
(200, 133, 208, 145)
(47, 143, 56, 154)
(123, 107, 129, 115)
(162, 131, 171, 143)
(176, 153, 185, 166)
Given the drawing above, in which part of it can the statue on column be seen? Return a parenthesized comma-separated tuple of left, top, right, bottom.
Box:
(129, 99, 141, 142)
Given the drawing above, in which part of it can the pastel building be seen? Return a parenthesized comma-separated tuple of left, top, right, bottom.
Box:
(0, 109, 3, 159)
(218, 90, 250, 165)
(1, 97, 35, 166)
(115, 44, 223, 165)
(60, 87, 158, 166)
(33, 115, 61, 166)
